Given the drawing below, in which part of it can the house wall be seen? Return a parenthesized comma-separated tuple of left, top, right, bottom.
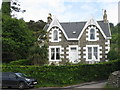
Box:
(47, 25, 110, 64)
(79, 25, 107, 64)
(47, 27, 78, 64)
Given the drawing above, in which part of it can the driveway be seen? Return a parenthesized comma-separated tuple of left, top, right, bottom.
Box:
(31, 80, 107, 90)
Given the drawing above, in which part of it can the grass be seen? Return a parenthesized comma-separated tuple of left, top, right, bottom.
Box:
(104, 83, 120, 90)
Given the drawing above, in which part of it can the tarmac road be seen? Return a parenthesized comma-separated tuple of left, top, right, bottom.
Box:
(31, 80, 107, 90)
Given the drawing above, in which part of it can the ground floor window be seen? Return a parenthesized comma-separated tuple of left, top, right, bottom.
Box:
(87, 46, 99, 61)
(50, 47, 61, 61)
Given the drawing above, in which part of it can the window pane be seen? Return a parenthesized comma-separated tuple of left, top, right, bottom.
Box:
(94, 47, 98, 59)
(56, 48, 60, 59)
(53, 30, 58, 41)
(90, 29, 95, 39)
(51, 48, 55, 60)
(88, 47, 92, 59)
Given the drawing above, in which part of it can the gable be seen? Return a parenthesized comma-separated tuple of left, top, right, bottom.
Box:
(44, 17, 111, 40)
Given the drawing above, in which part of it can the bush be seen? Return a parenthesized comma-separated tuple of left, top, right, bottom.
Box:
(108, 50, 118, 60)
(9, 59, 31, 65)
(3, 60, 120, 87)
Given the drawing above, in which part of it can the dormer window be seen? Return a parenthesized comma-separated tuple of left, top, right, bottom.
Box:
(90, 29, 95, 40)
(53, 30, 58, 41)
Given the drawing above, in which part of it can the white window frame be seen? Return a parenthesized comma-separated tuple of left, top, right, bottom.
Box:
(88, 26, 97, 41)
(51, 27, 60, 42)
(86, 45, 100, 61)
(68, 45, 79, 63)
(49, 46, 61, 61)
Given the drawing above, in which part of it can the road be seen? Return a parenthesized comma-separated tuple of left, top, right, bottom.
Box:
(31, 81, 107, 90)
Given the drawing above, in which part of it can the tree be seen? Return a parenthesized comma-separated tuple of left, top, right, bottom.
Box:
(1, 2, 11, 16)
(28, 43, 48, 65)
(26, 20, 46, 39)
(2, 16, 35, 62)
(2, 1, 48, 64)
(11, 0, 26, 18)
(108, 23, 120, 60)
(2, 0, 25, 17)
(117, 23, 120, 58)
(107, 49, 118, 60)
(26, 20, 48, 65)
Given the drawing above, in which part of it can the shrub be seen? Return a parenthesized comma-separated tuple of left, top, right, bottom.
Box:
(108, 49, 118, 60)
(28, 44, 48, 65)
(9, 59, 31, 65)
(2, 60, 120, 87)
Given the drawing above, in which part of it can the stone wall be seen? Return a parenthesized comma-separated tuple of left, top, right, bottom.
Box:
(79, 25, 107, 63)
(107, 71, 120, 88)
(47, 25, 109, 64)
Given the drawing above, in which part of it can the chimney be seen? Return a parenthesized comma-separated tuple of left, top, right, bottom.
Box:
(103, 10, 108, 23)
(47, 13, 52, 24)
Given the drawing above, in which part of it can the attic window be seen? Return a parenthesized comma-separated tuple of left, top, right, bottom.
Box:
(73, 31, 76, 34)
(53, 30, 58, 41)
(90, 29, 95, 40)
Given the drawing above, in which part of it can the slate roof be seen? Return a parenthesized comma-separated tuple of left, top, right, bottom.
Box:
(97, 21, 111, 37)
(43, 24, 49, 31)
(44, 20, 111, 39)
(60, 22, 86, 38)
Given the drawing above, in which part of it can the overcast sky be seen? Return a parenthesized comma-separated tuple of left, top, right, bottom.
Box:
(0, 0, 119, 25)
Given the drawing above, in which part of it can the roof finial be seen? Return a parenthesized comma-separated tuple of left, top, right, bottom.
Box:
(103, 10, 107, 23)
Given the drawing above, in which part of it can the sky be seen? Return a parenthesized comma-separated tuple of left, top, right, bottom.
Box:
(0, 0, 119, 25)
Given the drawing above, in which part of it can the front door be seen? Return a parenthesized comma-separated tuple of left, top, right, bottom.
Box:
(69, 47, 78, 63)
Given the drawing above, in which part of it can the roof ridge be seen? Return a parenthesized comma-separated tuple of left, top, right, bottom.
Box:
(60, 21, 86, 24)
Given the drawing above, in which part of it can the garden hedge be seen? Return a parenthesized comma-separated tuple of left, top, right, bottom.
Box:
(9, 59, 31, 65)
(2, 60, 120, 87)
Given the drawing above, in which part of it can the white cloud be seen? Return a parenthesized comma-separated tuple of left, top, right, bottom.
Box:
(0, 0, 119, 25)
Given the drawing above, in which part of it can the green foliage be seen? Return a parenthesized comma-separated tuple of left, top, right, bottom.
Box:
(27, 20, 46, 32)
(107, 50, 118, 60)
(26, 20, 46, 39)
(117, 23, 120, 58)
(2, 15, 35, 62)
(104, 84, 118, 89)
(109, 23, 120, 59)
(28, 44, 48, 65)
(9, 59, 31, 65)
(2, 60, 120, 87)
(26, 20, 48, 66)
(1, 2, 11, 16)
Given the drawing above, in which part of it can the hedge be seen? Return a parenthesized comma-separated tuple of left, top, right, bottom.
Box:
(9, 59, 31, 65)
(2, 60, 120, 87)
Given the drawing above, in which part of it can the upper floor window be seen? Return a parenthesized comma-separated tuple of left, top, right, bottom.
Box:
(51, 27, 60, 42)
(53, 30, 58, 41)
(88, 27, 98, 41)
(90, 29, 95, 40)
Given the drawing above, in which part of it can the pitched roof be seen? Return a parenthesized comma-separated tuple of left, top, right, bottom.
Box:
(97, 21, 111, 37)
(43, 24, 49, 31)
(44, 20, 111, 39)
(60, 22, 86, 38)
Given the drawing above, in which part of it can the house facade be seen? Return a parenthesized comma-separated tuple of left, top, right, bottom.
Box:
(42, 11, 111, 65)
